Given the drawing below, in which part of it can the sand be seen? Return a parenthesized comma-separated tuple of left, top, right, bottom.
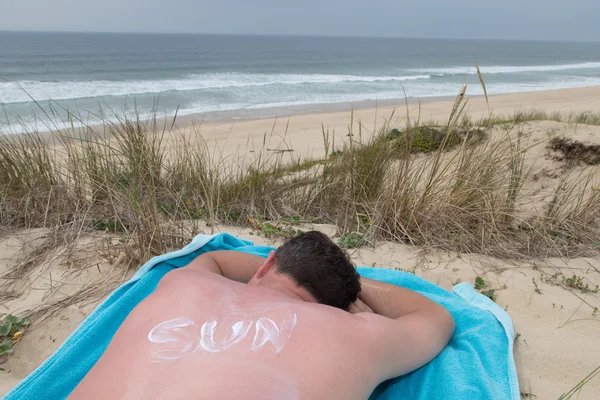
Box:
(1, 87, 600, 398)
(167, 86, 600, 161)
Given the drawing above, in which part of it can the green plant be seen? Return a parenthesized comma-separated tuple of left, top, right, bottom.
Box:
(540, 272, 599, 294)
(474, 276, 486, 290)
(474, 277, 496, 301)
(0, 314, 30, 357)
(541, 272, 563, 286)
(532, 277, 542, 294)
(387, 126, 486, 154)
(0, 340, 13, 356)
(281, 215, 302, 224)
(250, 219, 302, 239)
(563, 274, 599, 294)
(338, 232, 365, 249)
(481, 289, 496, 302)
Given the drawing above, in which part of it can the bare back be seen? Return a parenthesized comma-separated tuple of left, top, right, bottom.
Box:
(70, 268, 385, 400)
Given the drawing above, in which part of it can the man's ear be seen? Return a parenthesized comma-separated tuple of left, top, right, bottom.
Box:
(255, 251, 277, 279)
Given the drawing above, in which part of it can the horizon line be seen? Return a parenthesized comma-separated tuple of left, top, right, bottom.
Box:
(1, 29, 599, 44)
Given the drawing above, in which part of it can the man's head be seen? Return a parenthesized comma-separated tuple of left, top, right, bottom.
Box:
(251, 231, 361, 310)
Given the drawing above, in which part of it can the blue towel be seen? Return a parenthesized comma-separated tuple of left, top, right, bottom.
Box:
(4, 233, 519, 400)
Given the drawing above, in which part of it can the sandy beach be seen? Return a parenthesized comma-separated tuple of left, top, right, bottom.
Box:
(1, 86, 600, 398)
(167, 86, 600, 160)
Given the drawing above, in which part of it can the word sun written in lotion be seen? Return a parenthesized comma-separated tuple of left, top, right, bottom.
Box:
(147, 313, 297, 362)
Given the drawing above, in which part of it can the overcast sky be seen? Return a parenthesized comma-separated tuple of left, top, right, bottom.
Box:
(1, 0, 598, 42)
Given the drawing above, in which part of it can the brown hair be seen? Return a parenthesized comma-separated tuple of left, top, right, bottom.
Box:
(275, 231, 361, 310)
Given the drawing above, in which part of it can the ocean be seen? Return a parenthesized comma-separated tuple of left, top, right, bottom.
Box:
(1, 31, 600, 134)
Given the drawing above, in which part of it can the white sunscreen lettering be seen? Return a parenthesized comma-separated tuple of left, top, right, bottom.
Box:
(148, 313, 297, 362)
(199, 319, 253, 353)
(147, 317, 197, 362)
(252, 313, 298, 354)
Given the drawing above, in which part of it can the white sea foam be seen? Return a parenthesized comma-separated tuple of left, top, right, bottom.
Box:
(3, 76, 600, 135)
(411, 62, 600, 75)
(0, 73, 432, 104)
(183, 76, 600, 113)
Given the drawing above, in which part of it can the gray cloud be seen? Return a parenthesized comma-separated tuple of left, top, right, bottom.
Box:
(0, 0, 598, 41)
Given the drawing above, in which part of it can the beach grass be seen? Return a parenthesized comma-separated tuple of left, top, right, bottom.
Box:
(2, 96, 600, 265)
(470, 109, 600, 127)
(1, 98, 599, 272)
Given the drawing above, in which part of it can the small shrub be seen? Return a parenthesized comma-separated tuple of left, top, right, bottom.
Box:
(250, 219, 302, 239)
(338, 232, 365, 249)
(387, 126, 486, 154)
(563, 274, 599, 294)
(541, 272, 599, 294)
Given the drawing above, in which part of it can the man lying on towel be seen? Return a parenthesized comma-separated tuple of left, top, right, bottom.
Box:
(70, 231, 454, 400)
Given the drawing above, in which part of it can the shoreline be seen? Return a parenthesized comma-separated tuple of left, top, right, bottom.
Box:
(153, 85, 600, 131)
(169, 85, 600, 160)
(182, 85, 600, 123)
(4, 86, 600, 163)
(5, 85, 599, 139)
(170, 95, 452, 126)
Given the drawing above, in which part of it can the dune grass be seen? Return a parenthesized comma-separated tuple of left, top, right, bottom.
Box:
(1, 94, 600, 273)
(467, 109, 600, 127)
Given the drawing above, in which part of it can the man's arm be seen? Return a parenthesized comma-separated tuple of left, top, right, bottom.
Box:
(356, 277, 455, 379)
(186, 250, 268, 283)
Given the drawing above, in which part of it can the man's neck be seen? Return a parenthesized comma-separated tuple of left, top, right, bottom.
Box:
(252, 275, 316, 304)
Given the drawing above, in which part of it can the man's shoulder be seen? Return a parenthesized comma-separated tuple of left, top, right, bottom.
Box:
(157, 265, 229, 291)
(165, 263, 223, 278)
